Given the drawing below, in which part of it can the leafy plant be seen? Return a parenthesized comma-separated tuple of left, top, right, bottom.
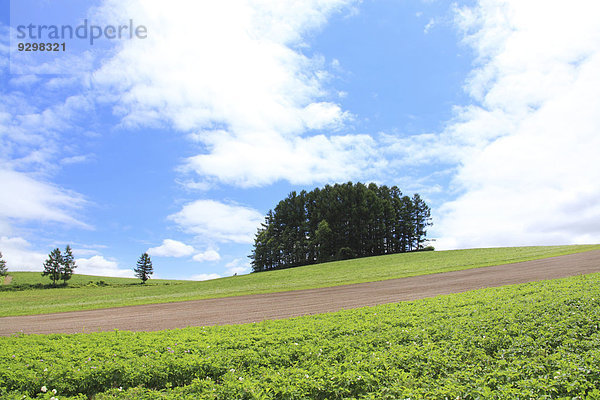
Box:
(2, 272, 600, 399)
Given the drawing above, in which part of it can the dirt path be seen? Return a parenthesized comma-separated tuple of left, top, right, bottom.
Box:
(2, 275, 12, 285)
(1, 251, 599, 336)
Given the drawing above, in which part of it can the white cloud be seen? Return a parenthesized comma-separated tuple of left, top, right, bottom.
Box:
(75, 255, 134, 278)
(168, 200, 264, 244)
(9, 74, 41, 87)
(0, 236, 46, 271)
(147, 239, 195, 258)
(0, 90, 93, 172)
(189, 273, 222, 281)
(183, 132, 382, 187)
(60, 154, 92, 165)
(90, 0, 378, 187)
(72, 248, 103, 257)
(225, 258, 251, 275)
(192, 249, 221, 262)
(0, 237, 117, 274)
(0, 168, 88, 228)
(424, 18, 436, 34)
(0, 72, 93, 236)
(434, 0, 600, 249)
(92, 0, 352, 131)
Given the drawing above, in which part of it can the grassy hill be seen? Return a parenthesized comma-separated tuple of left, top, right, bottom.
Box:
(6, 272, 182, 287)
(0, 244, 599, 317)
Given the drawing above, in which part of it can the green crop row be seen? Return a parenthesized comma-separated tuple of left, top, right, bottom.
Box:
(2, 272, 600, 399)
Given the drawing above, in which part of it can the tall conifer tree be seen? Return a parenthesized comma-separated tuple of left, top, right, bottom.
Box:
(61, 245, 77, 284)
(42, 248, 63, 286)
(134, 253, 153, 284)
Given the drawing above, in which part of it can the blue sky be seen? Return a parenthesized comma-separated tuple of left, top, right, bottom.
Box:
(1, 0, 599, 279)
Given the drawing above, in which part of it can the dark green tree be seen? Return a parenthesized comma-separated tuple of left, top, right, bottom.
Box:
(42, 248, 63, 286)
(0, 251, 7, 276)
(398, 195, 415, 252)
(411, 193, 432, 250)
(134, 252, 153, 284)
(61, 245, 77, 284)
(315, 220, 334, 263)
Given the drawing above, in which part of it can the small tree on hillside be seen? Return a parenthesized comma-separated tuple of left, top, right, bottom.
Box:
(0, 251, 7, 276)
(42, 248, 63, 286)
(61, 245, 77, 284)
(134, 252, 153, 284)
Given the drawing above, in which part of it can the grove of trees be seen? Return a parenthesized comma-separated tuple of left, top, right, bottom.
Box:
(42, 245, 77, 285)
(250, 182, 432, 272)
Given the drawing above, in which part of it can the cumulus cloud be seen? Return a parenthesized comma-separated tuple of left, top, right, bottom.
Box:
(168, 200, 264, 244)
(192, 249, 221, 263)
(225, 258, 252, 275)
(92, 0, 352, 131)
(0, 236, 46, 271)
(183, 132, 382, 187)
(147, 239, 195, 258)
(189, 273, 222, 281)
(90, 0, 378, 187)
(147, 240, 221, 262)
(434, 0, 600, 248)
(75, 255, 134, 278)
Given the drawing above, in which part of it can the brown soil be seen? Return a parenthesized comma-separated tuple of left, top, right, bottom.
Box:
(3, 275, 11, 285)
(1, 250, 599, 336)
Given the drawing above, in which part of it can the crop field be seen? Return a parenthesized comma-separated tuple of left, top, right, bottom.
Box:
(1, 244, 599, 317)
(1, 272, 600, 399)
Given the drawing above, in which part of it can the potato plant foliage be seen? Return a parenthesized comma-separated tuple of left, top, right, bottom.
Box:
(1, 273, 600, 399)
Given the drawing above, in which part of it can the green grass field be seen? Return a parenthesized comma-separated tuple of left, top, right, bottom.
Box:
(2, 271, 600, 399)
(0, 244, 599, 317)
(6, 272, 182, 286)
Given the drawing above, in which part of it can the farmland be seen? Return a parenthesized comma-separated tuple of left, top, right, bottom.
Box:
(1, 244, 599, 317)
(6, 272, 180, 287)
(1, 271, 600, 399)
(2, 249, 599, 336)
